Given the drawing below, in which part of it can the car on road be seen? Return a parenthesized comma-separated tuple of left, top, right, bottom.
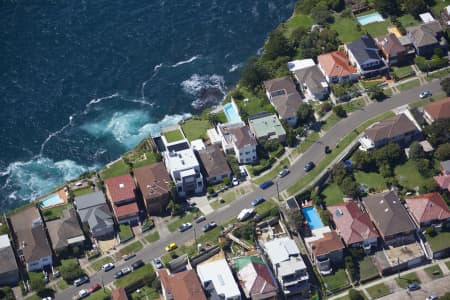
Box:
(165, 243, 178, 252)
(73, 275, 89, 286)
(78, 289, 89, 299)
(237, 208, 255, 221)
(131, 260, 144, 270)
(419, 91, 432, 99)
(178, 222, 192, 232)
(407, 283, 421, 291)
(278, 168, 290, 178)
(232, 177, 239, 186)
(324, 146, 331, 154)
(123, 253, 136, 261)
(426, 294, 438, 300)
(88, 283, 101, 293)
(202, 221, 217, 232)
(113, 270, 124, 279)
(42, 297, 52, 300)
(251, 197, 265, 206)
(153, 257, 164, 269)
(304, 161, 315, 172)
(259, 180, 274, 189)
(102, 262, 115, 272)
(195, 215, 206, 223)
(121, 267, 132, 275)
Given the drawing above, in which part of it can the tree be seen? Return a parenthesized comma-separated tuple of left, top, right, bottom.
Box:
(441, 78, 450, 96)
(373, 143, 404, 168)
(425, 119, 450, 146)
(226, 155, 240, 177)
(297, 103, 315, 126)
(373, 0, 399, 16)
(420, 178, 440, 194)
(0, 287, 15, 300)
(332, 162, 349, 185)
(240, 57, 271, 90)
(207, 113, 219, 126)
(425, 226, 437, 237)
(415, 158, 433, 177)
(340, 177, 360, 198)
(167, 200, 182, 216)
(320, 210, 331, 226)
(352, 150, 374, 170)
(223, 176, 231, 186)
(332, 83, 346, 98)
(333, 105, 347, 118)
(400, 0, 427, 18)
(311, 3, 334, 24)
(435, 143, 450, 161)
(409, 141, 425, 160)
(348, 288, 365, 300)
(262, 29, 294, 61)
(59, 259, 84, 283)
(369, 85, 385, 101)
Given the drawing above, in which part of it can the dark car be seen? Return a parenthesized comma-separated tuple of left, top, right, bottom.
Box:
(195, 215, 206, 223)
(419, 91, 432, 99)
(202, 221, 217, 232)
(113, 271, 123, 279)
(407, 283, 421, 291)
(123, 253, 136, 261)
(324, 146, 331, 154)
(304, 161, 315, 172)
(131, 260, 144, 271)
(259, 180, 274, 189)
(73, 275, 89, 286)
(251, 197, 265, 206)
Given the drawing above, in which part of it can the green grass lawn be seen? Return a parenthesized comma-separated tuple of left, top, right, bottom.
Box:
(354, 171, 387, 192)
(72, 187, 94, 197)
(432, 0, 450, 17)
(425, 230, 450, 253)
(342, 99, 365, 113)
(129, 285, 160, 300)
(322, 113, 342, 131)
(393, 65, 413, 79)
(181, 119, 211, 141)
(167, 213, 196, 232)
(115, 264, 154, 288)
(397, 14, 420, 28)
(56, 279, 69, 290)
(254, 199, 277, 215)
(322, 268, 350, 291)
(90, 256, 114, 271)
(284, 14, 314, 37)
(363, 20, 389, 37)
(397, 79, 420, 91)
(164, 129, 184, 143)
(395, 272, 420, 288)
(85, 289, 111, 300)
(233, 87, 275, 117)
(41, 203, 71, 221)
(331, 14, 362, 43)
(426, 68, 450, 80)
(118, 224, 134, 241)
(367, 283, 391, 299)
(320, 183, 344, 206)
(360, 81, 382, 90)
(254, 158, 290, 185)
(359, 256, 379, 281)
(132, 151, 160, 168)
(394, 160, 428, 190)
(144, 230, 160, 243)
(424, 265, 443, 279)
(115, 240, 143, 259)
(101, 159, 130, 179)
(211, 190, 236, 209)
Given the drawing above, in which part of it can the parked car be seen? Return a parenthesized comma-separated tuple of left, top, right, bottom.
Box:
(426, 294, 438, 300)
(278, 168, 290, 178)
(153, 257, 164, 269)
(165, 243, 178, 251)
(73, 275, 89, 286)
(131, 260, 144, 270)
(113, 271, 123, 279)
(123, 253, 136, 261)
(419, 91, 432, 99)
(78, 289, 89, 299)
(121, 267, 132, 275)
(178, 222, 192, 232)
(324, 146, 331, 154)
(202, 221, 217, 232)
(195, 215, 206, 223)
(232, 177, 239, 186)
(102, 263, 115, 272)
(237, 208, 255, 221)
(304, 161, 315, 172)
(239, 166, 247, 177)
(259, 180, 274, 189)
(251, 197, 265, 206)
(88, 283, 101, 293)
(407, 283, 421, 291)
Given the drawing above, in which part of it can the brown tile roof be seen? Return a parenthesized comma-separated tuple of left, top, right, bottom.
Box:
(362, 191, 416, 238)
(158, 269, 206, 300)
(424, 97, 450, 120)
(105, 173, 136, 203)
(364, 114, 418, 143)
(229, 125, 257, 148)
(407, 21, 442, 47)
(263, 76, 298, 95)
(134, 162, 171, 201)
(406, 192, 450, 224)
(46, 207, 85, 250)
(376, 33, 406, 55)
(327, 202, 379, 246)
(264, 76, 302, 119)
(111, 288, 128, 300)
(309, 231, 344, 257)
(198, 145, 231, 179)
(434, 175, 450, 190)
(317, 50, 357, 78)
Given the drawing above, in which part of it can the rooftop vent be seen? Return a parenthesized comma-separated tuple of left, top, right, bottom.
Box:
(119, 183, 125, 189)
(380, 200, 384, 204)
(384, 208, 389, 212)
(335, 208, 344, 217)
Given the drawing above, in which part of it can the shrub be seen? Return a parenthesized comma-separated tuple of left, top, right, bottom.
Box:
(58, 259, 84, 283)
(321, 102, 333, 114)
(207, 187, 215, 194)
(349, 289, 365, 300)
(425, 226, 437, 237)
(333, 105, 347, 118)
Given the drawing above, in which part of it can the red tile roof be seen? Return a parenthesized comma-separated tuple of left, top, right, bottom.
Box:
(105, 173, 136, 203)
(424, 97, 450, 121)
(111, 288, 128, 300)
(317, 50, 356, 78)
(158, 269, 206, 300)
(309, 231, 344, 257)
(406, 192, 450, 224)
(114, 202, 139, 218)
(434, 175, 450, 190)
(327, 202, 379, 245)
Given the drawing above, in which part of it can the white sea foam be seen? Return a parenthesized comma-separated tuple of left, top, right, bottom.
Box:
(228, 63, 242, 72)
(171, 55, 200, 68)
(181, 73, 226, 109)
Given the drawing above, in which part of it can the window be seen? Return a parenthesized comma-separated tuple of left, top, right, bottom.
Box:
(245, 151, 250, 155)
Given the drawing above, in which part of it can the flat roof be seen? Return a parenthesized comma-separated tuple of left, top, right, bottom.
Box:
(197, 258, 241, 299)
(248, 113, 286, 139)
(264, 237, 301, 265)
(287, 59, 315, 71)
(165, 148, 200, 171)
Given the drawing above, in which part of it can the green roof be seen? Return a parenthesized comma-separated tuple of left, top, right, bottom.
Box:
(233, 255, 264, 271)
(249, 114, 286, 139)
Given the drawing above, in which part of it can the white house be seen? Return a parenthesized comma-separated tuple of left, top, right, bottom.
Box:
(217, 123, 257, 164)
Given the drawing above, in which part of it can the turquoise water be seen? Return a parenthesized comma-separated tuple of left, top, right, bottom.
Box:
(302, 206, 324, 230)
(357, 12, 384, 26)
(224, 102, 242, 124)
(39, 193, 64, 208)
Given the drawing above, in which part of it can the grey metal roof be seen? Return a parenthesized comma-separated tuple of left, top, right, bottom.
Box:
(441, 160, 450, 173)
(0, 235, 18, 274)
(347, 34, 382, 65)
(294, 65, 328, 95)
(75, 191, 107, 210)
(47, 208, 85, 250)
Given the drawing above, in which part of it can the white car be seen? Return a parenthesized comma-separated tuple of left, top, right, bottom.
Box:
(78, 289, 89, 299)
(232, 177, 239, 186)
(121, 267, 132, 275)
(102, 262, 115, 272)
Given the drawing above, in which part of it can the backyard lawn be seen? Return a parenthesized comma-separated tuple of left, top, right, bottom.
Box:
(394, 160, 428, 190)
(363, 20, 389, 37)
(424, 265, 443, 279)
(359, 256, 379, 281)
(331, 14, 362, 43)
(322, 268, 350, 291)
(90, 256, 114, 271)
(395, 271, 421, 288)
(41, 203, 72, 221)
(425, 230, 450, 253)
(164, 129, 184, 143)
(284, 14, 314, 37)
(397, 14, 420, 28)
(129, 286, 160, 300)
(101, 159, 130, 179)
(354, 171, 387, 192)
(181, 119, 211, 141)
(132, 151, 160, 168)
(366, 283, 391, 299)
(72, 187, 94, 197)
(320, 183, 344, 206)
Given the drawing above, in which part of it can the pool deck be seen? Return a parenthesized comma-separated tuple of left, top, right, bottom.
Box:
(38, 188, 69, 210)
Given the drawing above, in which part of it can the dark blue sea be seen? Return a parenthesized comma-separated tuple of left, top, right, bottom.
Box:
(0, 0, 296, 212)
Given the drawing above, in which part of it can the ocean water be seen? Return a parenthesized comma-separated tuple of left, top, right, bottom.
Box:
(0, 0, 296, 212)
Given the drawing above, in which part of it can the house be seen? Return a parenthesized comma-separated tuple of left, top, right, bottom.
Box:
(406, 192, 450, 228)
(423, 97, 450, 124)
(263, 76, 302, 126)
(440, 160, 450, 175)
(217, 123, 258, 164)
(248, 112, 286, 143)
(344, 34, 388, 78)
(111, 288, 128, 300)
(375, 33, 407, 65)
(9, 206, 53, 272)
(435, 174, 450, 191)
(196, 257, 241, 300)
(105, 174, 140, 225)
(134, 162, 171, 216)
(75, 191, 115, 239)
(317, 50, 358, 83)
(304, 227, 345, 275)
(440, 5, 450, 27)
(232, 256, 278, 300)
(264, 237, 310, 297)
(362, 191, 417, 246)
(327, 202, 379, 249)
(164, 147, 204, 197)
(197, 145, 232, 184)
(407, 21, 447, 58)
(0, 234, 19, 286)
(294, 65, 329, 101)
(158, 268, 206, 300)
(359, 113, 421, 151)
(46, 207, 85, 253)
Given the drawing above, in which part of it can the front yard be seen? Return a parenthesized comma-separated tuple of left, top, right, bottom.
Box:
(395, 271, 421, 288)
(425, 230, 450, 253)
(359, 256, 379, 281)
(322, 268, 350, 291)
(167, 213, 197, 232)
(118, 224, 134, 241)
(366, 283, 392, 299)
(424, 265, 443, 279)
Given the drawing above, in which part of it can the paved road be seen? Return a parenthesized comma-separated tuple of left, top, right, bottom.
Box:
(56, 79, 443, 299)
(378, 275, 450, 300)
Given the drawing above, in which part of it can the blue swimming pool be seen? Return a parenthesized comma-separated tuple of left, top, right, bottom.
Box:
(223, 102, 242, 124)
(39, 193, 64, 208)
(302, 206, 324, 230)
(356, 12, 384, 26)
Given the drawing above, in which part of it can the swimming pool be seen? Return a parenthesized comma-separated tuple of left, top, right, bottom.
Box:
(302, 206, 324, 230)
(39, 193, 64, 209)
(357, 12, 384, 26)
(223, 102, 242, 124)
